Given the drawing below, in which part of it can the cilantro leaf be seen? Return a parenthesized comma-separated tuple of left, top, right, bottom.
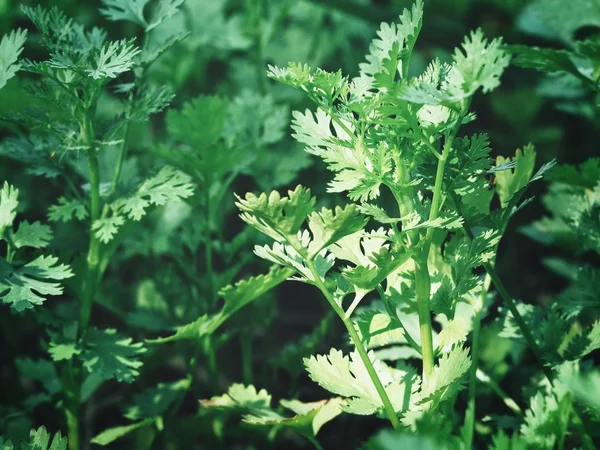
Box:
(81, 328, 146, 383)
(415, 345, 471, 408)
(87, 39, 140, 79)
(125, 379, 190, 420)
(0, 256, 73, 312)
(149, 267, 292, 344)
(10, 221, 53, 249)
(357, 0, 423, 90)
(166, 95, 229, 148)
(495, 145, 536, 208)
(92, 215, 125, 244)
(304, 348, 419, 415)
(16, 358, 63, 397)
(90, 419, 155, 446)
(21, 426, 67, 450)
(0, 182, 19, 237)
(100, 0, 185, 32)
(96, 167, 194, 243)
(0, 29, 27, 90)
(307, 205, 369, 256)
(48, 197, 88, 223)
(236, 186, 316, 243)
(201, 384, 342, 438)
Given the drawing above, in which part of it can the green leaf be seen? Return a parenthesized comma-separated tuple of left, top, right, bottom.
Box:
(125, 379, 190, 420)
(304, 348, 419, 415)
(16, 358, 63, 396)
(236, 186, 316, 242)
(21, 426, 67, 450)
(0, 182, 19, 237)
(549, 158, 600, 189)
(166, 95, 229, 148)
(100, 0, 148, 28)
(82, 328, 146, 383)
(437, 318, 470, 348)
(495, 145, 536, 208)
(92, 215, 125, 244)
(90, 418, 155, 446)
(0, 256, 73, 312)
(416, 345, 471, 408)
(354, 311, 405, 349)
(48, 323, 80, 361)
(114, 167, 194, 221)
(399, 30, 509, 105)
(0, 29, 27, 90)
(307, 205, 369, 256)
(100, 0, 184, 32)
(48, 197, 88, 223)
(87, 39, 140, 79)
(357, 0, 423, 90)
(149, 267, 293, 344)
(509, 45, 581, 76)
(201, 384, 342, 438)
(453, 29, 511, 95)
(98, 167, 194, 243)
(10, 221, 52, 249)
(366, 428, 443, 450)
(128, 84, 175, 122)
(490, 431, 528, 450)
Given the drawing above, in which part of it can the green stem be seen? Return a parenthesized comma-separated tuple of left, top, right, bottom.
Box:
(304, 258, 400, 429)
(414, 148, 451, 379)
(109, 117, 131, 195)
(203, 335, 219, 393)
(6, 243, 15, 263)
(305, 434, 324, 450)
(63, 362, 80, 450)
(80, 116, 102, 336)
(414, 258, 435, 378)
(66, 409, 79, 450)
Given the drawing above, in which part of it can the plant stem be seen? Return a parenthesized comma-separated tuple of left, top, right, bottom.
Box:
(203, 335, 219, 393)
(110, 117, 131, 195)
(304, 258, 400, 429)
(305, 434, 325, 450)
(80, 115, 102, 336)
(63, 362, 80, 450)
(413, 258, 435, 378)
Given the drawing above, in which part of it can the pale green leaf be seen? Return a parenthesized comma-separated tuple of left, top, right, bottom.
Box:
(48, 197, 88, 223)
(0, 182, 18, 237)
(236, 186, 316, 242)
(0, 29, 27, 90)
(10, 221, 52, 249)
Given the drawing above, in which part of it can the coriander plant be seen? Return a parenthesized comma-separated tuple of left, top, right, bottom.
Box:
(203, 1, 596, 448)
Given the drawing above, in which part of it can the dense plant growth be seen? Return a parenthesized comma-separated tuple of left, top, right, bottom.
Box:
(0, 0, 598, 449)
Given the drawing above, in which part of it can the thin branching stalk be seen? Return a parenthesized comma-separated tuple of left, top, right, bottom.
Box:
(302, 257, 400, 429)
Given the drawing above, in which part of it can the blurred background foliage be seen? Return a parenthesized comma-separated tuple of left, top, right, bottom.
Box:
(0, 0, 598, 449)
